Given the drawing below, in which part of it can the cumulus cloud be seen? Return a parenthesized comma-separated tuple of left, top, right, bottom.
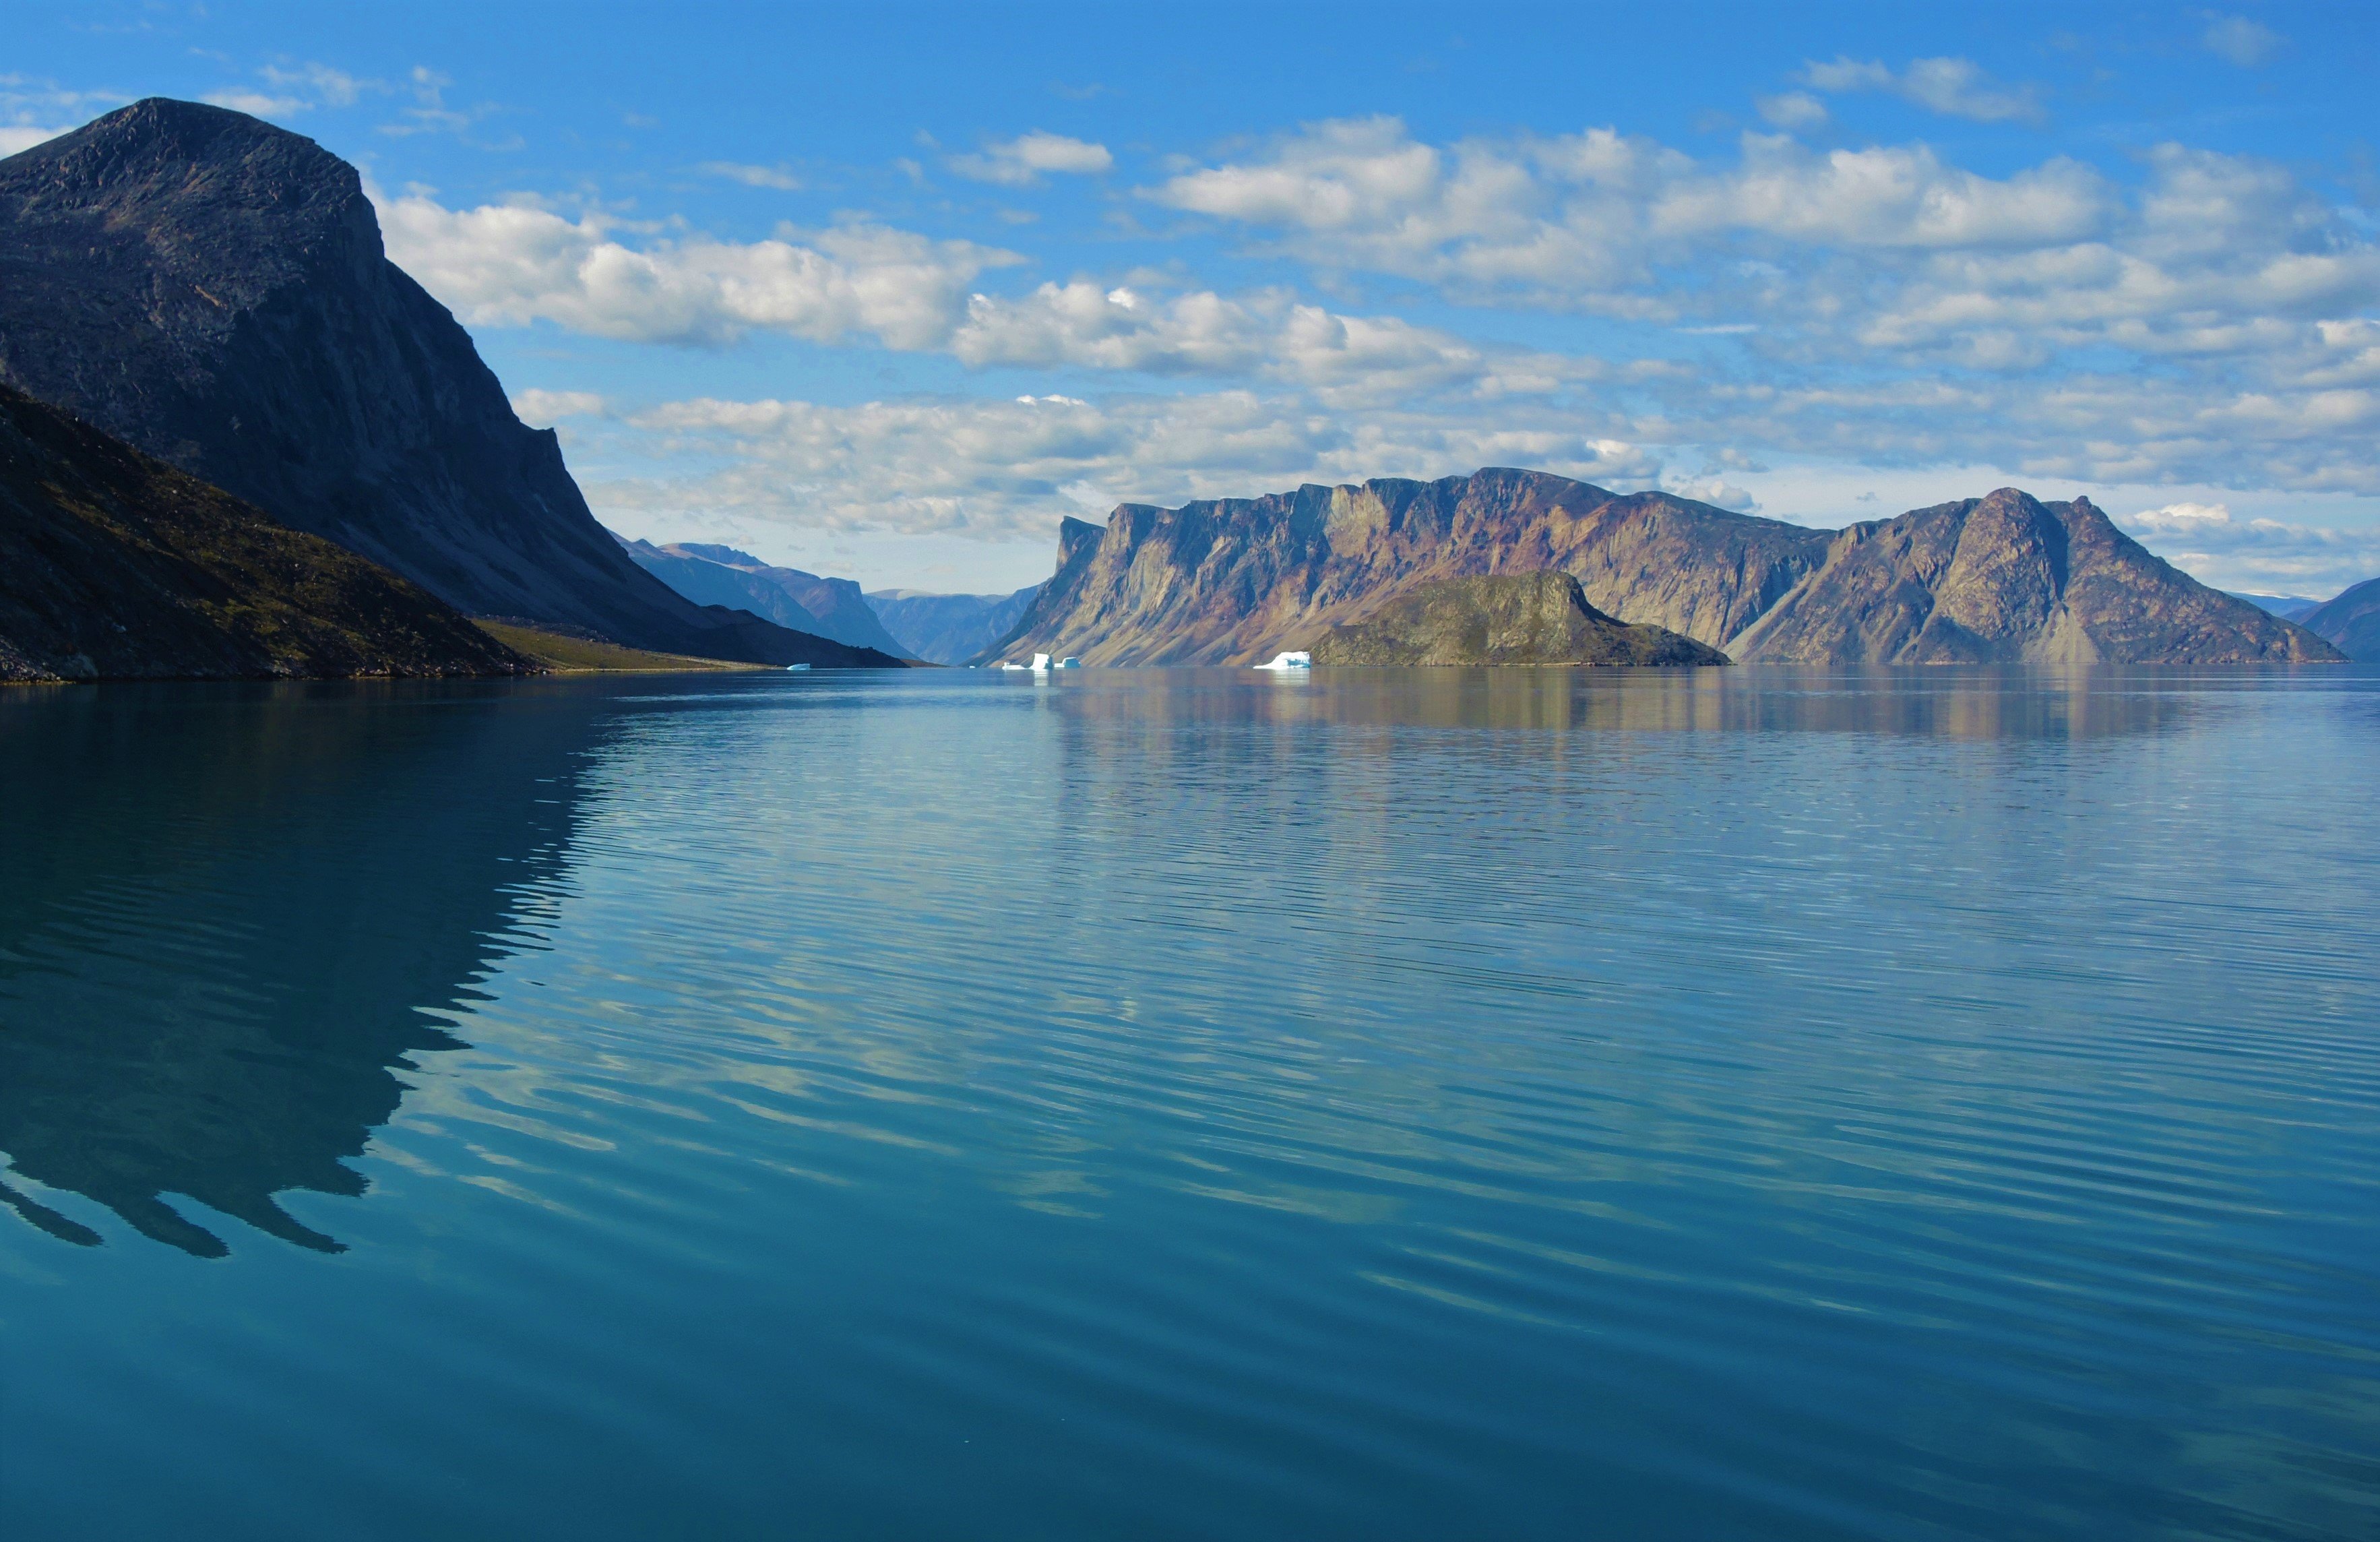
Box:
(510, 389, 608, 425)
(949, 131, 1113, 186)
(578, 389, 1664, 541)
(1798, 56, 2046, 125)
(2116, 501, 2380, 593)
(1755, 92, 1829, 131)
(0, 124, 67, 154)
(2200, 13, 2283, 67)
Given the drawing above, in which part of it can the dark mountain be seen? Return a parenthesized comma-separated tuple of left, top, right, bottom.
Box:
(0, 381, 529, 681)
(986, 470, 2340, 667)
(0, 97, 888, 667)
(979, 470, 1827, 665)
(866, 584, 1042, 665)
(617, 536, 915, 656)
(2229, 592, 2323, 623)
(1730, 489, 2335, 664)
(1310, 572, 1728, 667)
(2300, 576, 2380, 661)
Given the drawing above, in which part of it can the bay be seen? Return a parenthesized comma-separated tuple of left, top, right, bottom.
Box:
(1, 666, 2375, 1541)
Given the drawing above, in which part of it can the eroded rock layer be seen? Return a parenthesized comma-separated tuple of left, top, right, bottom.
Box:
(1312, 572, 1728, 667)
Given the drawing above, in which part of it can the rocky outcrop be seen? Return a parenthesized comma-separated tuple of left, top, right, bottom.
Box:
(987, 470, 2342, 667)
(617, 536, 916, 656)
(2300, 576, 2380, 661)
(0, 381, 532, 681)
(0, 98, 889, 667)
(865, 584, 1042, 665)
(1311, 572, 1728, 667)
(978, 469, 1827, 665)
(1729, 489, 2337, 663)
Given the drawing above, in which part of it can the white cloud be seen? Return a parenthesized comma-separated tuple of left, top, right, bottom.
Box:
(1654, 137, 2110, 248)
(510, 389, 608, 425)
(1755, 92, 1829, 131)
(0, 124, 67, 155)
(949, 131, 1113, 186)
(2200, 13, 2283, 67)
(203, 61, 387, 120)
(700, 161, 803, 191)
(1799, 56, 2046, 125)
(2115, 501, 2380, 593)
(202, 91, 309, 118)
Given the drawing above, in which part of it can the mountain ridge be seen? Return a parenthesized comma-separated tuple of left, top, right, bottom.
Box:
(982, 470, 2340, 667)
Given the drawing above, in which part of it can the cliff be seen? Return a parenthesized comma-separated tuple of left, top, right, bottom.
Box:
(985, 470, 2342, 667)
(1310, 572, 1728, 667)
(0, 382, 532, 681)
(979, 470, 1825, 665)
(2300, 576, 2380, 662)
(0, 98, 889, 667)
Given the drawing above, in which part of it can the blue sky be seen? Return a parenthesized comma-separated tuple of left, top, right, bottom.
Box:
(6, 1, 2377, 596)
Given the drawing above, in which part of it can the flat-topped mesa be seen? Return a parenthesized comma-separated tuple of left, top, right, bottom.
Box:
(1311, 572, 1728, 667)
(0, 98, 891, 667)
(983, 471, 2343, 667)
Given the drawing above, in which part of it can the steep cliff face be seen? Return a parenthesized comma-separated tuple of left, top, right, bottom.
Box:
(0, 98, 874, 666)
(989, 472, 2340, 667)
(1310, 572, 1728, 667)
(980, 470, 1827, 665)
(0, 382, 531, 681)
(2300, 576, 2380, 662)
(1728, 489, 2339, 663)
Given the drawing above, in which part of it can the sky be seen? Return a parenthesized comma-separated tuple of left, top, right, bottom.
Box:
(5, 1, 2377, 598)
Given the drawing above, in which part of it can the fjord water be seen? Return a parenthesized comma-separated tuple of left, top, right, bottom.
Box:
(2, 669, 2375, 1541)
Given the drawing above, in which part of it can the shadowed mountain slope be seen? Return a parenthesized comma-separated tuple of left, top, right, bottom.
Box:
(2299, 576, 2380, 662)
(1311, 572, 1728, 666)
(986, 471, 2340, 667)
(979, 469, 1827, 666)
(0, 98, 884, 667)
(617, 537, 915, 656)
(866, 584, 1042, 665)
(0, 382, 530, 681)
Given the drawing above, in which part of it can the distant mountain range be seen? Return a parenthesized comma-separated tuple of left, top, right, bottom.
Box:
(613, 537, 915, 658)
(983, 471, 2342, 667)
(0, 98, 889, 669)
(2300, 578, 2380, 662)
(0, 382, 528, 681)
(865, 586, 1044, 665)
(2229, 593, 2325, 623)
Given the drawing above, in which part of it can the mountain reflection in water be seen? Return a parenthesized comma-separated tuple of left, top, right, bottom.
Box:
(0, 681, 610, 1254)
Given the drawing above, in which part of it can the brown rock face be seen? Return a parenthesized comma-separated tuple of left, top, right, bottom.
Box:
(987, 472, 2343, 667)
(0, 382, 532, 681)
(1730, 489, 2340, 663)
(979, 469, 1827, 665)
(1311, 572, 1728, 666)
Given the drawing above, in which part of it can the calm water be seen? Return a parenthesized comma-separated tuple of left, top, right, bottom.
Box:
(1, 667, 2375, 1541)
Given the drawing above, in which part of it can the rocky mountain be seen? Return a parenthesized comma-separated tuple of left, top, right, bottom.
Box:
(0, 381, 530, 681)
(1310, 572, 1728, 667)
(866, 584, 1042, 665)
(984, 470, 2341, 667)
(616, 536, 915, 656)
(0, 97, 883, 667)
(2300, 576, 2380, 661)
(1729, 489, 2334, 663)
(979, 470, 1827, 666)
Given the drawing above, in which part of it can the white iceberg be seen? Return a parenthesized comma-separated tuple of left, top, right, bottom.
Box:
(784, 662, 811, 671)
(1252, 651, 1312, 671)
(1053, 656, 1082, 669)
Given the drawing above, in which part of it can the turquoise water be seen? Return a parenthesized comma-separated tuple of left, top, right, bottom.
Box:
(1, 667, 2375, 1541)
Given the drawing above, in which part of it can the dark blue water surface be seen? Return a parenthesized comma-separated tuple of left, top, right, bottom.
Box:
(1, 667, 2375, 1541)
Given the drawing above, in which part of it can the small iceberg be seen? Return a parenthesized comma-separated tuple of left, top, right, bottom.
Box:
(1252, 651, 1312, 671)
(1053, 656, 1082, 669)
(784, 662, 811, 671)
